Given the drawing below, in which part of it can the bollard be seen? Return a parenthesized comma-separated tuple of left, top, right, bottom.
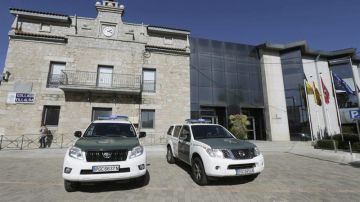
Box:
(20, 135, 24, 150)
(333, 140, 337, 153)
(349, 141, 353, 156)
(0, 135, 3, 150)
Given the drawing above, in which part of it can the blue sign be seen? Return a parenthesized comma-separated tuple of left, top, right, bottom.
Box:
(349, 109, 360, 120)
(15, 93, 35, 103)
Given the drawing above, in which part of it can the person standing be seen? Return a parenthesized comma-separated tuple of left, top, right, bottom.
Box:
(39, 124, 48, 148)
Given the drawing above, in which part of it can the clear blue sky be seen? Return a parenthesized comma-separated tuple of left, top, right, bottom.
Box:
(1, 0, 360, 73)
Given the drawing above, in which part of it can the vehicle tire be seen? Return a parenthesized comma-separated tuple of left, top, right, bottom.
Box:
(64, 180, 78, 192)
(166, 146, 175, 164)
(136, 171, 150, 187)
(244, 173, 259, 181)
(191, 157, 208, 186)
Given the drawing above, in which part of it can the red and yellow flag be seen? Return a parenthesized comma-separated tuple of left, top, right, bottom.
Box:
(305, 80, 314, 94)
(313, 82, 322, 106)
(321, 78, 330, 104)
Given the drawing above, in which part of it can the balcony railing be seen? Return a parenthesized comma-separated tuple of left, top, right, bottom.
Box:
(48, 70, 142, 94)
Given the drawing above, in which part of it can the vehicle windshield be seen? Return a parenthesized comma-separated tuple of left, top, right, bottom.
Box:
(191, 125, 234, 140)
(83, 123, 136, 138)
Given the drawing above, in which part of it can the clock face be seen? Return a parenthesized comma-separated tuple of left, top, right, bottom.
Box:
(102, 26, 114, 37)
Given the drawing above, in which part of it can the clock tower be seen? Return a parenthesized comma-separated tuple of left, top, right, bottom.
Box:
(95, 0, 125, 38)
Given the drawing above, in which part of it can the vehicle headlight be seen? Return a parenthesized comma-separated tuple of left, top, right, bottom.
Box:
(254, 147, 261, 156)
(206, 148, 224, 158)
(129, 145, 144, 159)
(69, 147, 83, 160)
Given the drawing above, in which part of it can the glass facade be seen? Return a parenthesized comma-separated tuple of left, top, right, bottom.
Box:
(280, 50, 310, 136)
(190, 38, 265, 140)
(330, 61, 358, 108)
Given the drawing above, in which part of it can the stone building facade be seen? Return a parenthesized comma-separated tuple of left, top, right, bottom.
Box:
(0, 0, 190, 145)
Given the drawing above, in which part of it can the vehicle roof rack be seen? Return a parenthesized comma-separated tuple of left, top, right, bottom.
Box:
(97, 115, 129, 120)
(185, 119, 211, 124)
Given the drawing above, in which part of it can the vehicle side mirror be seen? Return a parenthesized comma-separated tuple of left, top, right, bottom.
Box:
(139, 131, 146, 138)
(74, 131, 82, 138)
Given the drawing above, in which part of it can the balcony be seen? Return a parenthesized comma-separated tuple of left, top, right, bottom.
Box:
(48, 70, 142, 94)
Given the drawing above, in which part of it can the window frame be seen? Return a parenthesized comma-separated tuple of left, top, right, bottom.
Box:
(91, 107, 112, 121)
(142, 68, 156, 93)
(42, 106, 61, 126)
(141, 109, 155, 129)
(97, 65, 114, 88)
(47, 62, 66, 88)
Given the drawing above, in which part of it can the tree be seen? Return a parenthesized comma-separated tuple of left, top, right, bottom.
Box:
(229, 114, 249, 139)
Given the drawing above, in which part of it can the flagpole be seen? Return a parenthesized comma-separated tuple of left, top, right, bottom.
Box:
(314, 55, 329, 138)
(320, 75, 333, 137)
(349, 58, 360, 108)
(315, 109, 322, 139)
(304, 79, 314, 141)
(330, 70, 344, 141)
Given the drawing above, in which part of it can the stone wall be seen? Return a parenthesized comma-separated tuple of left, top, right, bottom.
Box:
(0, 3, 190, 145)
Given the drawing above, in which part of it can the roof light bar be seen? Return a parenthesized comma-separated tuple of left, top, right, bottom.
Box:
(185, 119, 211, 124)
(98, 115, 129, 120)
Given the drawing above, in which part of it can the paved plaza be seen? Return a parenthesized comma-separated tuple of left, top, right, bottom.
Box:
(0, 144, 360, 202)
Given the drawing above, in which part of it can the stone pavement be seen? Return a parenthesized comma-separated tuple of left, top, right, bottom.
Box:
(0, 142, 359, 202)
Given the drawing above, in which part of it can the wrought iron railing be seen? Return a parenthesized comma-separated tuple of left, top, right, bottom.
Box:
(0, 134, 77, 150)
(0, 132, 167, 150)
(47, 70, 142, 91)
(47, 74, 63, 88)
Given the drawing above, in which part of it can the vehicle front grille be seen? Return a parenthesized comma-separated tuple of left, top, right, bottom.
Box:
(86, 150, 128, 162)
(230, 149, 254, 160)
(80, 168, 130, 175)
(228, 163, 255, 170)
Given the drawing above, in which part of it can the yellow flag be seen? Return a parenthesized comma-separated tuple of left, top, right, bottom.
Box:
(313, 82, 322, 106)
(305, 80, 314, 94)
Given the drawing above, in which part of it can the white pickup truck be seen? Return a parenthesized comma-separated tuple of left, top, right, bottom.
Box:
(166, 119, 264, 185)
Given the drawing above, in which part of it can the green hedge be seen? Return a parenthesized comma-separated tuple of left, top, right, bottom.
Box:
(326, 134, 359, 150)
(353, 142, 360, 152)
(316, 140, 338, 150)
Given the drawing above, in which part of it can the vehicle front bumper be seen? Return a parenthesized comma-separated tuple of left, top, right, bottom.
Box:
(203, 154, 264, 177)
(62, 150, 147, 182)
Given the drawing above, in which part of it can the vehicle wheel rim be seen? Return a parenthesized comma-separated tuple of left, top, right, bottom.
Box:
(194, 162, 201, 180)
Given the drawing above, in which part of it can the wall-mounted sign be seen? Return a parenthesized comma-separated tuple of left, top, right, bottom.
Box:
(7, 92, 35, 104)
(349, 109, 360, 120)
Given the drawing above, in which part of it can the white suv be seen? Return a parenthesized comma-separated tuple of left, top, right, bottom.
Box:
(62, 116, 147, 192)
(166, 119, 264, 185)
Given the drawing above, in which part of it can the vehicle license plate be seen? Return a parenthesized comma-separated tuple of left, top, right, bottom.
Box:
(236, 168, 254, 175)
(92, 165, 119, 173)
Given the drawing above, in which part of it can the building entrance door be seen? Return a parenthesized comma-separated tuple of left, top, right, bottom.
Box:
(201, 116, 218, 124)
(247, 116, 256, 140)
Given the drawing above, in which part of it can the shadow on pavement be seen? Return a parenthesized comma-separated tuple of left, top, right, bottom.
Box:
(285, 152, 360, 168)
(77, 171, 150, 193)
(174, 159, 257, 186)
(349, 161, 360, 168)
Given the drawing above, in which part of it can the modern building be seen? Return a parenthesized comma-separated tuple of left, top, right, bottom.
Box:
(190, 39, 360, 141)
(1, 0, 360, 145)
(0, 0, 191, 145)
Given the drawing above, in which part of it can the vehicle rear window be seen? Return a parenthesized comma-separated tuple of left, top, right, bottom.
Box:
(167, 126, 174, 136)
(173, 126, 182, 138)
(84, 123, 136, 137)
(191, 125, 233, 140)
